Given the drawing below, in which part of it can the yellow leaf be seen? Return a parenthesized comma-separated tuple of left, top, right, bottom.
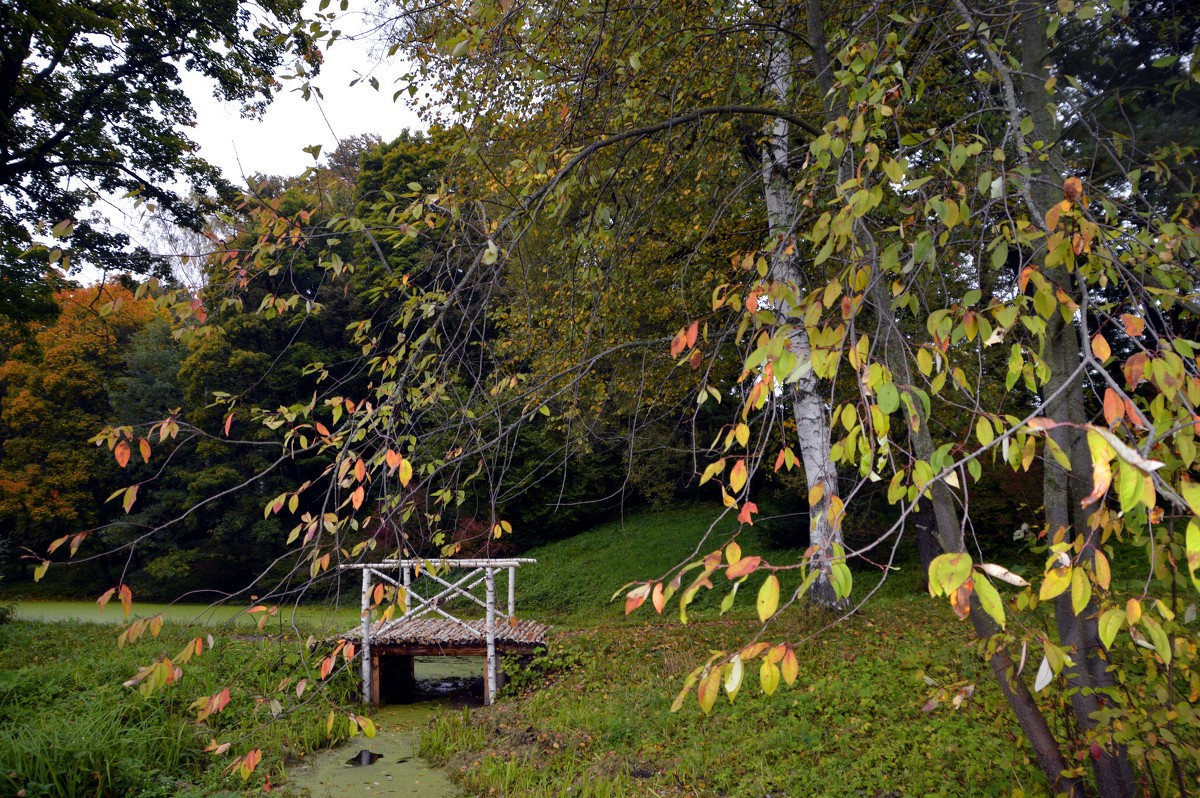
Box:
(729, 459, 748, 493)
(757, 574, 780, 621)
(1071, 566, 1092, 616)
(1126, 597, 1142, 624)
(1092, 550, 1111, 591)
(735, 423, 749, 448)
(1040, 566, 1072, 601)
(1091, 333, 1111, 362)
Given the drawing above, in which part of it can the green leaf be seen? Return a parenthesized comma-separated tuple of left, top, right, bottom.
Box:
(876, 382, 899, 414)
(976, 417, 994, 446)
(1070, 565, 1092, 616)
(357, 715, 376, 738)
(1187, 519, 1200, 591)
(1140, 615, 1172, 664)
(1099, 609, 1124, 649)
(928, 553, 972, 597)
(973, 575, 1005, 628)
(831, 561, 853, 600)
(757, 574, 780, 621)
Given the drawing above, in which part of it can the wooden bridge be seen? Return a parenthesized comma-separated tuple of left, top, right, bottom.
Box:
(339, 559, 547, 705)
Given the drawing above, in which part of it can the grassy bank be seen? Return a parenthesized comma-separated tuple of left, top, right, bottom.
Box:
(420, 507, 1047, 797)
(0, 618, 359, 797)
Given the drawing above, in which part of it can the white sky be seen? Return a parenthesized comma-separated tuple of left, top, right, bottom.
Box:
(79, 6, 425, 283)
(180, 21, 424, 182)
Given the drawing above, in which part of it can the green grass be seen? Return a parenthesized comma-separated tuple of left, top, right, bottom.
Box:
(421, 506, 1048, 798)
(0, 619, 360, 797)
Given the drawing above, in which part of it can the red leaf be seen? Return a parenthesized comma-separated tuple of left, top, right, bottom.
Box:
(685, 320, 699, 348)
(118, 584, 132, 618)
(737, 501, 758, 525)
(97, 587, 116, 614)
(224, 413, 234, 436)
(114, 440, 131, 468)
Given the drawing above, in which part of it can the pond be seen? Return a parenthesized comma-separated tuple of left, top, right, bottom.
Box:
(13, 599, 361, 631)
(280, 656, 479, 798)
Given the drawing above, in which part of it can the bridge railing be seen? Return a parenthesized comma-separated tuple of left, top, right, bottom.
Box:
(340, 558, 537, 704)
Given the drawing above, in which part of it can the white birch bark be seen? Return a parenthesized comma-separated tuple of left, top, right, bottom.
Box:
(759, 5, 844, 608)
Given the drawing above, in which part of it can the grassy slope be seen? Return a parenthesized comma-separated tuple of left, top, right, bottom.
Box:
(423, 506, 1048, 798)
(0, 619, 359, 798)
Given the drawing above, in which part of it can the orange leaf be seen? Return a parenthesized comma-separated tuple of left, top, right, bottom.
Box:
(224, 413, 234, 436)
(950, 581, 973, 620)
(98, 587, 116, 614)
(351, 485, 365, 510)
(239, 748, 262, 780)
(726, 555, 762, 580)
(651, 582, 665, 614)
(685, 320, 699, 348)
(1018, 267, 1034, 295)
(122, 484, 138, 513)
(1125, 398, 1146, 429)
(1103, 389, 1124, 427)
(139, 438, 151, 463)
(1121, 314, 1144, 337)
(385, 449, 401, 471)
(1124, 352, 1147, 387)
(119, 584, 132, 618)
(1063, 176, 1083, 202)
(625, 584, 650, 615)
(114, 440, 131, 468)
(737, 500, 758, 525)
(1083, 455, 1112, 507)
(688, 349, 702, 370)
(320, 656, 334, 680)
(669, 327, 687, 358)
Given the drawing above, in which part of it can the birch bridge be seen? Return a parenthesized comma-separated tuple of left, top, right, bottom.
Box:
(339, 559, 547, 706)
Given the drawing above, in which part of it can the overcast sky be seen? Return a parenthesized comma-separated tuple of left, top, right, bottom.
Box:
(82, 7, 426, 283)
(180, 19, 425, 182)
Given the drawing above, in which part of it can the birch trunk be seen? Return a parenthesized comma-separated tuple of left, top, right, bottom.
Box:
(759, 3, 845, 608)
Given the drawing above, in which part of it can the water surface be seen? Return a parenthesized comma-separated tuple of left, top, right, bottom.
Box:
(282, 657, 478, 798)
